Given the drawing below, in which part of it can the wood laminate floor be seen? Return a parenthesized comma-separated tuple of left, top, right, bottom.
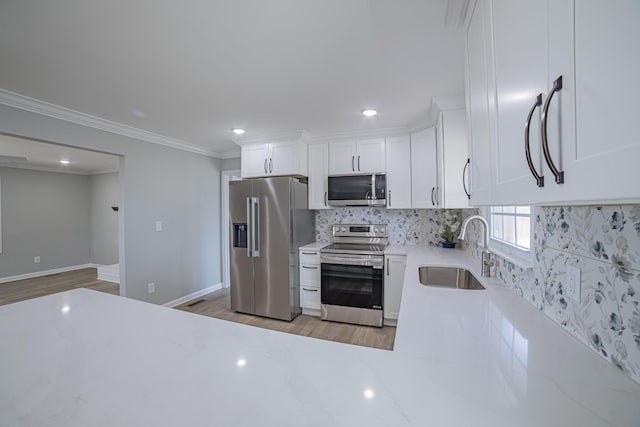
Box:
(0, 269, 395, 350)
(0, 268, 119, 307)
(176, 288, 396, 351)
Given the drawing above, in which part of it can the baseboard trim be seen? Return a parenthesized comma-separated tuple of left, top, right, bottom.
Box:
(0, 263, 102, 284)
(162, 283, 223, 308)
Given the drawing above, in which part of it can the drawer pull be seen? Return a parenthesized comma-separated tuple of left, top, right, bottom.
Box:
(302, 266, 318, 269)
(301, 252, 317, 255)
(302, 288, 318, 292)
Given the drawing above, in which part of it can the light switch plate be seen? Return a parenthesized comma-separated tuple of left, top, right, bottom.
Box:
(155, 221, 162, 232)
(33, 256, 40, 264)
(565, 265, 581, 301)
(147, 282, 155, 294)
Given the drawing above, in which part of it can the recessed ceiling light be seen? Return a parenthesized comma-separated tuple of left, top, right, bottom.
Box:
(362, 109, 377, 117)
(59, 160, 70, 165)
(232, 128, 245, 135)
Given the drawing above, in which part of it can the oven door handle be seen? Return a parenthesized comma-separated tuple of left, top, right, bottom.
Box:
(320, 255, 384, 268)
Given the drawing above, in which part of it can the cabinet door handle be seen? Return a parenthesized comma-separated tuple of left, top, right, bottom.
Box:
(462, 158, 471, 199)
(324, 191, 328, 207)
(269, 158, 273, 173)
(541, 76, 565, 184)
(357, 155, 361, 171)
(264, 158, 268, 174)
(430, 187, 435, 206)
(302, 266, 318, 269)
(525, 94, 545, 187)
(302, 288, 318, 292)
(388, 190, 391, 206)
(386, 258, 390, 276)
(301, 252, 317, 255)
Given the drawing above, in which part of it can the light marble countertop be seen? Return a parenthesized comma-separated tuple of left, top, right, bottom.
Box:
(1, 245, 639, 426)
(298, 242, 330, 251)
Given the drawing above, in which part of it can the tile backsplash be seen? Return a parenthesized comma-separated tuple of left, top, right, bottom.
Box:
(314, 207, 475, 245)
(464, 205, 640, 384)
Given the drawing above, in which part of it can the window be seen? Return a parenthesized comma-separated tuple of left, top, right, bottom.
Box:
(485, 206, 532, 266)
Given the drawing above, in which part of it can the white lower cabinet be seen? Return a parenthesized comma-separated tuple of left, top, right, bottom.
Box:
(384, 254, 406, 325)
(299, 249, 321, 314)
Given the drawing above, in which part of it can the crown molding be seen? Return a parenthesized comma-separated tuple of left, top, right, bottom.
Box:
(0, 88, 231, 158)
(309, 126, 411, 142)
(0, 162, 119, 175)
(232, 129, 313, 147)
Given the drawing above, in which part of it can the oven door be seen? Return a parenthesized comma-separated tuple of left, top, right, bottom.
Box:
(320, 254, 383, 310)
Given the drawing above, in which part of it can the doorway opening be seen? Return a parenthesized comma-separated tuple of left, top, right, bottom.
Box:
(221, 169, 241, 288)
(0, 134, 124, 304)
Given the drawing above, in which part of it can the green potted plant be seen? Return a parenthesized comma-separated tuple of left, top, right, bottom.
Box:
(440, 215, 460, 248)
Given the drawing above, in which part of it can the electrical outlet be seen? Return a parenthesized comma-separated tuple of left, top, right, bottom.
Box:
(565, 265, 581, 301)
(155, 221, 162, 232)
(147, 282, 155, 294)
(33, 256, 40, 264)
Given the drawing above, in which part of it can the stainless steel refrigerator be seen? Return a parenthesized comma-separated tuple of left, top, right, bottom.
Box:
(229, 177, 314, 321)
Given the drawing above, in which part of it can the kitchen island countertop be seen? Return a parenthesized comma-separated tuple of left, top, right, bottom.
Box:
(1, 245, 639, 426)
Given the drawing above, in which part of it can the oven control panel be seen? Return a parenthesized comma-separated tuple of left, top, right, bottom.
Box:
(332, 224, 387, 238)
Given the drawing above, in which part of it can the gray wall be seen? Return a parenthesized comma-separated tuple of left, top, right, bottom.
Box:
(0, 166, 90, 277)
(221, 157, 240, 171)
(89, 172, 119, 265)
(0, 104, 223, 304)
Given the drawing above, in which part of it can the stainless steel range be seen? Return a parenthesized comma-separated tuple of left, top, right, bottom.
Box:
(320, 224, 388, 327)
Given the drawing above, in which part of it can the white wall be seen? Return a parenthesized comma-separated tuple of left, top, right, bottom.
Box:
(0, 166, 90, 277)
(89, 172, 119, 265)
(0, 104, 224, 304)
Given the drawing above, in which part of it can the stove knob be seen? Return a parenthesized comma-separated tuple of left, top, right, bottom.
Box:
(372, 227, 378, 233)
(380, 227, 386, 234)
(341, 226, 347, 232)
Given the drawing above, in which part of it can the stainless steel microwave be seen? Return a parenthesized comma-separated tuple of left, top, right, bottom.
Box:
(327, 174, 386, 207)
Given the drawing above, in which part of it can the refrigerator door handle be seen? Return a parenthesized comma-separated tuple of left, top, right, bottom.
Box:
(246, 197, 252, 257)
(251, 196, 260, 257)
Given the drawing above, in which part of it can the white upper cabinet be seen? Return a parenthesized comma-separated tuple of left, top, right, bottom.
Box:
(410, 128, 439, 208)
(308, 143, 329, 209)
(437, 109, 470, 209)
(241, 139, 308, 179)
(465, 0, 640, 205)
(464, 0, 493, 206)
(548, 0, 640, 204)
(328, 141, 357, 175)
(385, 136, 412, 209)
(328, 139, 385, 175)
(488, 0, 548, 205)
(355, 138, 386, 174)
(241, 144, 270, 178)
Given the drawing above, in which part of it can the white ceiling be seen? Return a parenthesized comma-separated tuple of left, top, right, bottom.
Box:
(0, 134, 119, 175)
(0, 0, 465, 158)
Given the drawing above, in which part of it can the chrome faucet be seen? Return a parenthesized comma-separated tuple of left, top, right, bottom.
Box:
(458, 215, 492, 277)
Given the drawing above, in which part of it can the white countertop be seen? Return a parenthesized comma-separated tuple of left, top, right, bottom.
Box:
(298, 242, 329, 251)
(1, 246, 639, 426)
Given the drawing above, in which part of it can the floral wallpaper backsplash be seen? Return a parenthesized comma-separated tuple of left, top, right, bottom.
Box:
(314, 208, 475, 245)
(464, 205, 640, 384)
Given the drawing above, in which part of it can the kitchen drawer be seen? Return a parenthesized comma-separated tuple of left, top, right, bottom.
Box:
(299, 251, 320, 265)
(300, 286, 320, 310)
(300, 264, 321, 286)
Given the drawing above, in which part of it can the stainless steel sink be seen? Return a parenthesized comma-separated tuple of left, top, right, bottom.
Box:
(418, 266, 485, 290)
